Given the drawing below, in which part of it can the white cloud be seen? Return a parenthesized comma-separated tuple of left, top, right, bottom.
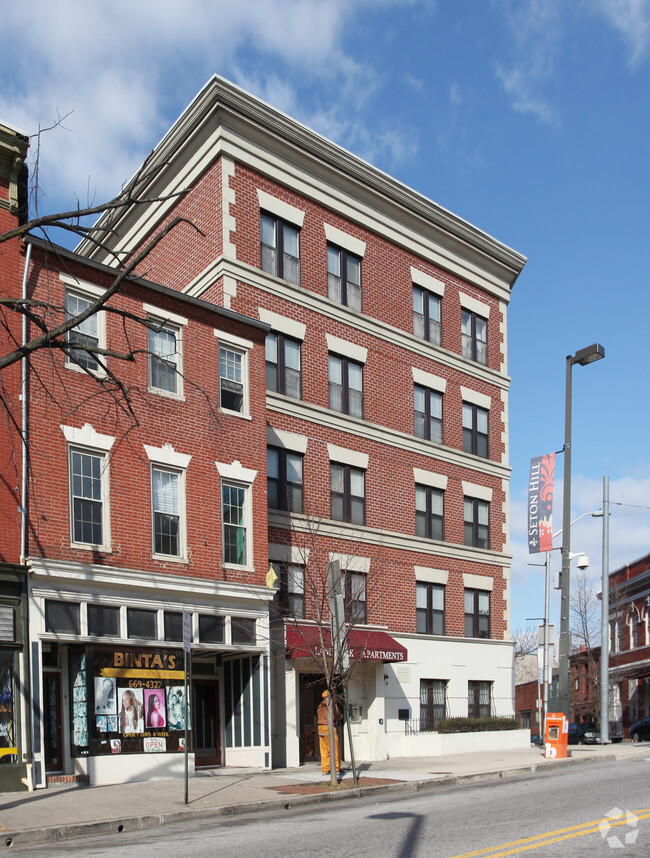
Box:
(590, 0, 650, 67)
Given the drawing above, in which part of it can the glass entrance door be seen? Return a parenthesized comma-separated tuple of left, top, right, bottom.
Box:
(193, 680, 221, 766)
(43, 671, 63, 772)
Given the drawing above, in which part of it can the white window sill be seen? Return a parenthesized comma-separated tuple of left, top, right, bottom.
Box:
(222, 563, 255, 573)
(220, 408, 252, 421)
(149, 387, 186, 402)
(152, 553, 189, 564)
(70, 541, 112, 554)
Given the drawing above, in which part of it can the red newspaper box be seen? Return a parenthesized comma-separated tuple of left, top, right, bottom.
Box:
(544, 712, 568, 759)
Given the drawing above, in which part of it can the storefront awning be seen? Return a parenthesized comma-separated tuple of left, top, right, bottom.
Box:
(285, 625, 407, 663)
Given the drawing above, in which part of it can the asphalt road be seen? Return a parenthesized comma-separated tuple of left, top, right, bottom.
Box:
(10, 756, 650, 857)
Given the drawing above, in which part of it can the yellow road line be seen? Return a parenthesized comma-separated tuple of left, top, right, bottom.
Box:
(448, 810, 650, 858)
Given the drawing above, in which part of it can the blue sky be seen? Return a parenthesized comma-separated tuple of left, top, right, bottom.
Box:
(2, 0, 649, 636)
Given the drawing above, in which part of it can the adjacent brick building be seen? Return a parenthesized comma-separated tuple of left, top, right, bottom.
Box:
(77, 77, 527, 764)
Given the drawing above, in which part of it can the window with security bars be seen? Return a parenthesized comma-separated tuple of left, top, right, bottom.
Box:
(420, 679, 447, 731)
(468, 680, 492, 718)
(266, 332, 301, 398)
(70, 449, 104, 546)
(260, 213, 300, 285)
(148, 323, 179, 394)
(327, 245, 361, 310)
(222, 482, 247, 565)
(65, 289, 100, 371)
(413, 286, 441, 345)
(152, 467, 181, 556)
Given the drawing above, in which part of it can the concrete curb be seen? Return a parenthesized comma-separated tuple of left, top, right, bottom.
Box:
(0, 753, 617, 848)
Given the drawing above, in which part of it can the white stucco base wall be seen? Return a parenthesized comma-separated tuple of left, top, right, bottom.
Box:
(386, 728, 530, 758)
(76, 752, 193, 786)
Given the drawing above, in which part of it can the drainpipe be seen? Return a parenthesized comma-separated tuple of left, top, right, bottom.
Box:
(20, 240, 34, 790)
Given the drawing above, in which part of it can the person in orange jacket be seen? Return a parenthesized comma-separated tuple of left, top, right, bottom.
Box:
(317, 689, 342, 775)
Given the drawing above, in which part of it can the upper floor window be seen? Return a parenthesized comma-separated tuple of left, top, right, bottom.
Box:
(329, 354, 363, 418)
(149, 323, 181, 396)
(416, 485, 444, 541)
(70, 449, 106, 548)
(222, 482, 249, 566)
(65, 289, 101, 372)
(345, 572, 367, 624)
(260, 213, 300, 285)
(152, 466, 184, 558)
(413, 286, 441, 346)
(464, 497, 490, 549)
(465, 589, 490, 638)
(462, 403, 489, 458)
(279, 565, 305, 619)
(267, 447, 304, 513)
(327, 245, 361, 311)
(330, 463, 365, 525)
(266, 332, 301, 398)
(416, 582, 445, 635)
(414, 385, 443, 443)
(461, 310, 488, 365)
(127, 607, 157, 640)
(219, 344, 246, 413)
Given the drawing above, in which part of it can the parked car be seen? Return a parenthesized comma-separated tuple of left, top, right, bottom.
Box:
(629, 716, 650, 743)
(568, 722, 600, 744)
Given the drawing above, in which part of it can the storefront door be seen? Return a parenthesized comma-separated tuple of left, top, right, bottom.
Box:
(43, 671, 63, 773)
(193, 680, 221, 766)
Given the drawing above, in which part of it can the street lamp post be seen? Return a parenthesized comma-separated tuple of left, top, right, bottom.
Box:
(558, 343, 605, 718)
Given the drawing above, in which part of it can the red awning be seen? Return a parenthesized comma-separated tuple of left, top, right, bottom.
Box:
(285, 624, 407, 663)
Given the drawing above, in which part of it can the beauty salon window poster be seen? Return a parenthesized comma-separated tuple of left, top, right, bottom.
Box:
(69, 645, 190, 757)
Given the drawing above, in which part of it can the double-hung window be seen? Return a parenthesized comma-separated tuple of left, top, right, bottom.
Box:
(465, 589, 490, 638)
(148, 323, 182, 395)
(266, 332, 301, 398)
(217, 334, 252, 416)
(222, 482, 248, 566)
(65, 288, 101, 372)
(280, 565, 305, 619)
(414, 385, 443, 443)
(468, 680, 492, 717)
(461, 309, 488, 365)
(329, 354, 363, 418)
(152, 467, 182, 557)
(330, 463, 365, 525)
(416, 485, 444, 541)
(462, 402, 489, 458)
(260, 213, 300, 285)
(413, 286, 441, 345)
(416, 582, 445, 635)
(70, 449, 105, 546)
(327, 245, 361, 311)
(345, 572, 367, 624)
(420, 679, 447, 730)
(267, 446, 304, 513)
(464, 497, 490, 548)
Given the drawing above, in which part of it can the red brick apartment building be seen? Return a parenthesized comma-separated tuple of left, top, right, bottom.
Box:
(76, 77, 527, 767)
(0, 122, 271, 788)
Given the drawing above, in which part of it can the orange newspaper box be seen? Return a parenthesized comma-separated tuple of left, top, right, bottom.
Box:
(544, 712, 568, 759)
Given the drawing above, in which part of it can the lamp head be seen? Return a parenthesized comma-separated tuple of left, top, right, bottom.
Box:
(572, 343, 605, 366)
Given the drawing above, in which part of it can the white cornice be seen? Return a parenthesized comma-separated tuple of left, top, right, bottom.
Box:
(77, 77, 525, 299)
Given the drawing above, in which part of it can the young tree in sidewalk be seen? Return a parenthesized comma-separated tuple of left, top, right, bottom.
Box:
(570, 569, 602, 724)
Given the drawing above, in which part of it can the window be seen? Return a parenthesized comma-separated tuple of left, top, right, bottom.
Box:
(45, 600, 80, 635)
(152, 467, 183, 557)
(219, 345, 246, 413)
(267, 447, 303, 513)
(330, 463, 365, 525)
(232, 618, 256, 645)
(416, 582, 445, 635)
(416, 486, 444, 541)
(461, 310, 488, 365)
(222, 482, 248, 565)
(463, 403, 489, 458)
(329, 354, 363, 418)
(468, 680, 492, 718)
(420, 679, 447, 730)
(345, 572, 367, 623)
(164, 611, 183, 642)
(87, 605, 120, 637)
(127, 608, 157, 640)
(266, 332, 301, 398)
(327, 245, 361, 310)
(414, 386, 443, 443)
(261, 213, 300, 285)
(70, 449, 106, 547)
(280, 565, 305, 618)
(465, 589, 490, 638)
(413, 286, 441, 345)
(199, 614, 224, 644)
(149, 323, 180, 395)
(464, 497, 490, 548)
(65, 289, 100, 371)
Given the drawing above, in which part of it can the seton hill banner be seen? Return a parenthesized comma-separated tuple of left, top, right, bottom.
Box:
(528, 453, 555, 554)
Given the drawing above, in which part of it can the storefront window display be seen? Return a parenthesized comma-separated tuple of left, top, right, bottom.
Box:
(0, 652, 16, 762)
(69, 645, 190, 757)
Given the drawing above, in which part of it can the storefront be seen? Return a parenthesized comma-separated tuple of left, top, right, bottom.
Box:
(0, 565, 29, 791)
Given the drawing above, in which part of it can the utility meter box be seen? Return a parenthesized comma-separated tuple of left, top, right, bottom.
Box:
(544, 712, 568, 759)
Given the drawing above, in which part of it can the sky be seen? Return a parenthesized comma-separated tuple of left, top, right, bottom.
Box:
(2, 0, 650, 639)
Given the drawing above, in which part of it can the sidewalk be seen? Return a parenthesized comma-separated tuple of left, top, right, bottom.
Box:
(0, 742, 643, 847)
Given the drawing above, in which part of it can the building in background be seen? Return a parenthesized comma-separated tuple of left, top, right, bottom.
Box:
(78, 77, 527, 764)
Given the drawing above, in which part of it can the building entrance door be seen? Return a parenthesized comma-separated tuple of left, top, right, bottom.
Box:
(193, 680, 221, 766)
(43, 671, 63, 773)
